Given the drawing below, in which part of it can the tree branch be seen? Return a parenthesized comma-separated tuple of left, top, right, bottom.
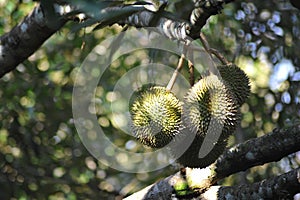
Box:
(200, 167, 300, 200)
(120, 0, 236, 42)
(124, 124, 300, 199)
(0, 0, 237, 77)
(189, 0, 235, 38)
(215, 124, 300, 180)
(0, 2, 67, 77)
(120, 10, 191, 42)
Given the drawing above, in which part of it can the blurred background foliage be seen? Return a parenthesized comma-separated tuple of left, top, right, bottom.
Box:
(0, 0, 299, 199)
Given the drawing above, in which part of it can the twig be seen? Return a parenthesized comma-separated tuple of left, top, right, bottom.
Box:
(166, 46, 188, 91)
(199, 32, 218, 75)
(186, 45, 195, 86)
(199, 32, 229, 67)
(199, 32, 211, 53)
(209, 48, 229, 65)
(188, 59, 195, 86)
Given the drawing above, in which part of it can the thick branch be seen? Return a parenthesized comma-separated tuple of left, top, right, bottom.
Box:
(0, 3, 67, 77)
(200, 168, 300, 200)
(124, 171, 182, 200)
(121, 10, 191, 42)
(0, 0, 237, 77)
(124, 124, 300, 199)
(215, 124, 300, 180)
(120, 0, 236, 42)
(189, 0, 235, 38)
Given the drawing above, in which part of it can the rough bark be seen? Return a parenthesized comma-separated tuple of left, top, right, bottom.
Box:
(0, 0, 236, 77)
(121, 0, 235, 42)
(0, 3, 67, 77)
(124, 124, 300, 199)
(128, 168, 300, 199)
(189, 0, 235, 38)
(200, 168, 300, 200)
(215, 124, 300, 180)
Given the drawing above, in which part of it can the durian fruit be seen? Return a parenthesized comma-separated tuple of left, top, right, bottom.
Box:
(217, 64, 250, 106)
(171, 132, 229, 168)
(129, 85, 182, 148)
(169, 75, 239, 168)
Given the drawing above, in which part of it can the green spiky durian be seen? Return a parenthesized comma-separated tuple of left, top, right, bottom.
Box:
(170, 75, 239, 168)
(217, 64, 250, 106)
(184, 74, 239, 138)
(130, 85, 182, 148)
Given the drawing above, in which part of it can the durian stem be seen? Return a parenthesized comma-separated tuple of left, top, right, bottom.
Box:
(199, 32, 210, 52)
(188, 59, 195, 86)
(199, 32, 218, 75)
(166, 47, 187, 91)
(199, 32, 229, 73)
(209, 48, 229, 65)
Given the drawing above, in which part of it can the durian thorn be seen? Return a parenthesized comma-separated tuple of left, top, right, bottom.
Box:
(166, 47, 187, 91)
